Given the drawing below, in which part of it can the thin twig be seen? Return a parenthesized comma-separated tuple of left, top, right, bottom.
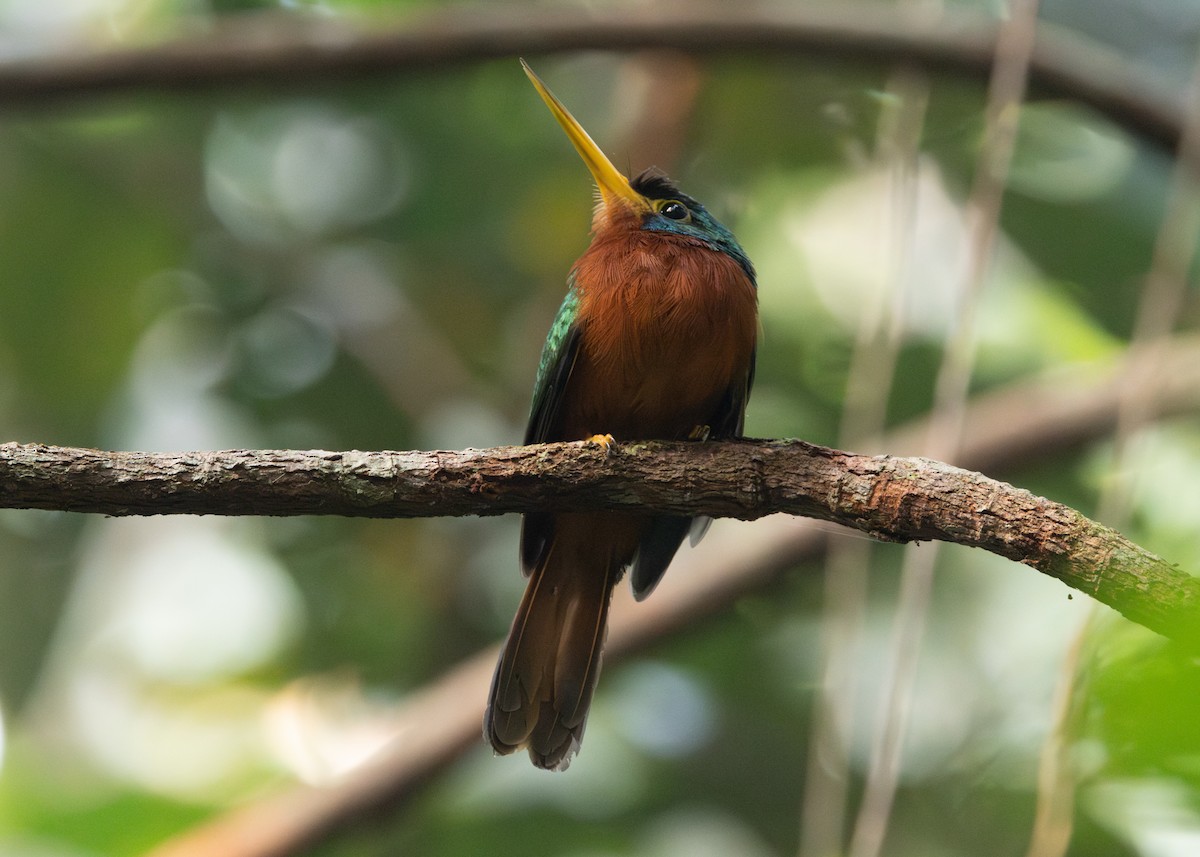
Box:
(1024, 28, 1200, 857)
(798, 64, 929, 857)
(849, 1, 1041, 853)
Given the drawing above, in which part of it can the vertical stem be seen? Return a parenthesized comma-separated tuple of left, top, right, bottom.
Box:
(847, 3, 1041, 856)
(1097, 47, 1200, 526)
(1025, 34, 1200, 857)
(798, 69, 927, 857)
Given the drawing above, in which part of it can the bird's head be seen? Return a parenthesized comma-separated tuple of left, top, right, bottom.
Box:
(522, 60, 753, 279)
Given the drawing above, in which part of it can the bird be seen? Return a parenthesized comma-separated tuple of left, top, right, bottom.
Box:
(484, 60, 759, 771)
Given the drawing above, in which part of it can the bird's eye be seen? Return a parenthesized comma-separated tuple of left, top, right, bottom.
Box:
(659, 201, 690, 221)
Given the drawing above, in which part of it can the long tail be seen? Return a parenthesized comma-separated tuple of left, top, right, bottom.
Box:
(485, 517, 626, 771)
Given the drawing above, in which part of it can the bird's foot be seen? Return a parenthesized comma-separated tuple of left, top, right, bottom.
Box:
(586, 433, 616, 454)
(688, 425, 711, 441)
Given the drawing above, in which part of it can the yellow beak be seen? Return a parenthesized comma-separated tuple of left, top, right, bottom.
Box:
(521, 59, 651, 214)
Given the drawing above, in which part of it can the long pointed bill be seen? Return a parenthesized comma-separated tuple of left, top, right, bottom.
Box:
(521, 59, 651, 214)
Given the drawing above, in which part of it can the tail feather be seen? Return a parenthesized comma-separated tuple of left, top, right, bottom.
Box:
(485, 520, 623, 771)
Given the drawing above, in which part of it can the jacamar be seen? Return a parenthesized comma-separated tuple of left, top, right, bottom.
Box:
(484, 61, 758, 770)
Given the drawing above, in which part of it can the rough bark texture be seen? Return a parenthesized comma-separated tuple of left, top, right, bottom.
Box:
(2, 438, 1198, 649)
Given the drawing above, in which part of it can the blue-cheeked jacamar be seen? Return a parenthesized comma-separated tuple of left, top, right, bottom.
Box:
(485, 61, 758, 770)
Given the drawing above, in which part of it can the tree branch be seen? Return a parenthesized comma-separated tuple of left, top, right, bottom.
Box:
(0, 4, 1185, 153)
(2, 436, 1199, 650)
(141, 336, 1200, 857)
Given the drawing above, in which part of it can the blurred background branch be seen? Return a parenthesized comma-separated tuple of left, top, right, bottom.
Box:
(0, 3, 1187, 154)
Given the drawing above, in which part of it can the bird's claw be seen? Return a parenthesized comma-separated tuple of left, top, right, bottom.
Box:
(587, 433, 617, 454)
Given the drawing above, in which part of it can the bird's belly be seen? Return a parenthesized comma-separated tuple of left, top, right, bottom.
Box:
(565, 316, 751, 440)
(563, 237, 758, 441)
(628, 344, 737, 434)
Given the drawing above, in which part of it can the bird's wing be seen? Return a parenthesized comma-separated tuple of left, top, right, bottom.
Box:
(524, 288, 583, 446)
(521, 288, 583, 573)
(711, 345, 756, 438)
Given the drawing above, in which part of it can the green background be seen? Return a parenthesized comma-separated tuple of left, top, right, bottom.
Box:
(0, 1, 1198, 855)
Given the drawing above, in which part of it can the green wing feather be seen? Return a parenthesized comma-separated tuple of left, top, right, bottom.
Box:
(521, 286, 583, 572)
(525, 287, 582, 446)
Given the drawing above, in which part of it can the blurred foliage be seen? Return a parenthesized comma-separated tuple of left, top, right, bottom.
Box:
(0, 1, 1198, 856)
